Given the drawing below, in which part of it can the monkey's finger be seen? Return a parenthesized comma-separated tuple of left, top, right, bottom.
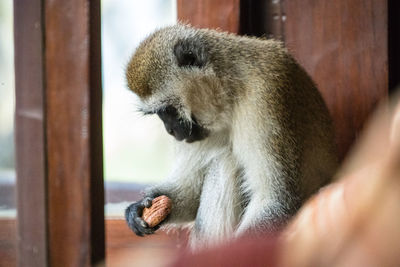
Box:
(142, 197, 154, 208)
(135, 216, 149, 229)
(131, 224, 145, 237)
(142, 227, 157, 235)
(134, 218, 157, 235)
(124, 205, 135, 222)
(125, 203, 145, 222)
(151, 225, 160, 232)
(125, 210, 144, 237)
(127, 201, 145, 217)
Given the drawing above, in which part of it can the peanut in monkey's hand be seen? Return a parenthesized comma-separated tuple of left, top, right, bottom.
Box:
(142, 195, 172, 228)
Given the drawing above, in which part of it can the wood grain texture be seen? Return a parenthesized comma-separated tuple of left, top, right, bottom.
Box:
(0, 219, 188, 267)
(15, 0, 104, 266)
(14, 0, 48, 266)
(45, 0, 104, 266)
(178, 0, 240, 33)
(0, 219, 17, 267)
(389, 0, 400, 93)
(106, 219, 188, 267)
(284, 0, 388, 160)
(239, 0, 285, 39)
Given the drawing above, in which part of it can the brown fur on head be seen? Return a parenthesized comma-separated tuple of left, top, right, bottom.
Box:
(126, 24, 234, 133)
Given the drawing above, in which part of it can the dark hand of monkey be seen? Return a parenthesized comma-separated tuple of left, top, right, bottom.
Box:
(125, 197, 160, 236)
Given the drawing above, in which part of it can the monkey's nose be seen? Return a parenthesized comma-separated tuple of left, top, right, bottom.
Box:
(164, 125, 175, 136)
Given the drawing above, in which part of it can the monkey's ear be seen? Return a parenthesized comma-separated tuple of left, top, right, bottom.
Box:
(173, 38, 207, 68)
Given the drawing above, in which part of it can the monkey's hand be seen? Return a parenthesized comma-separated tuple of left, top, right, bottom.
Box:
(125, 197, 160, 236)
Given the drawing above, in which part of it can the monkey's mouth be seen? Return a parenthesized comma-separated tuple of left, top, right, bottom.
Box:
(184, 121, 209, 143)
(156, 105, 209, 143)
(165, 117, 209, 143)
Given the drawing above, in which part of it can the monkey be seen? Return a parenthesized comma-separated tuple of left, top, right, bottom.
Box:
(124, 24, 338, 249)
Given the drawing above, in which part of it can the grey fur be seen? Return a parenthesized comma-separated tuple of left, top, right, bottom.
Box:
(125, 24, 338, 249)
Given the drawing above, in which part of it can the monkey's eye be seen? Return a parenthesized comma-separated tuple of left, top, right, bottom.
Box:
(138, 108, 155, 116)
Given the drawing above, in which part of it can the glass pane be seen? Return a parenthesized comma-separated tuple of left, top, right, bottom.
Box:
(102, 0, 177, 215)
(0, 1, 17, 265)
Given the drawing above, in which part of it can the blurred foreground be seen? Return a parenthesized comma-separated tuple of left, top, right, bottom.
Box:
(110, 93, 400, 267)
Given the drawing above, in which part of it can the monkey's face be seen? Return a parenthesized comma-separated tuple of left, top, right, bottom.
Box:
(126, 25, 230, 142)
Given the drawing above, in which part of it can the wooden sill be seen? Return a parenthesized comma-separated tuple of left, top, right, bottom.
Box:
(0, 219, 16, 267)
(106, 219, 188, 266)
(0, 218, 188, 267)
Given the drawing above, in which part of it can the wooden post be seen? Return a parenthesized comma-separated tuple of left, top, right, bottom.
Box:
(14, 0, 48, 265)
(283, 0, 388, 160)
(177, 0, 240, 33)
(14, 0, 104, 266)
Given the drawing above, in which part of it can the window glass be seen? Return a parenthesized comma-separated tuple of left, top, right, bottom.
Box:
(0, 0, 16, 219)
(102, 0, 177, 213)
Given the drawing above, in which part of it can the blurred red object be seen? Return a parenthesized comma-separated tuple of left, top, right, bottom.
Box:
(280, 95, 400, 267)
(173, 235, 279, 267)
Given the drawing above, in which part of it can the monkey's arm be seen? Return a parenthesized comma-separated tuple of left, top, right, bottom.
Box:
(235, 150, 300, 234)
(125, 143, 208, 236)
(232, 106, 302, 234)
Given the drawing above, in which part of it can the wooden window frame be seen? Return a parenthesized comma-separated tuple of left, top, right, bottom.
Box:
(14, 0, 104, 266)
(8, 0, 391, 266)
